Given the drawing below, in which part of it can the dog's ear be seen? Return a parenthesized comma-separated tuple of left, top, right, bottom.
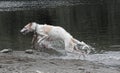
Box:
(25, 22, 32, 29)
(29, 22, 32, 27)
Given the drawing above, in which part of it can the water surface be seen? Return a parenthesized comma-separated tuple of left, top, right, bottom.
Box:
(0, 0, 120, 51)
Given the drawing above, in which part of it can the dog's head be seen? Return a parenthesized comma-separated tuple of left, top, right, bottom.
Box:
(20, 22, 37, 35)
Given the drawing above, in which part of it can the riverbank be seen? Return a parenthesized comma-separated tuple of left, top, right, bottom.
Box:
(0, 51, 119, 73)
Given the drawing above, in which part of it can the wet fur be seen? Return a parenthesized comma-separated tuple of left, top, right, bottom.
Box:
(21, 22, 91, 56)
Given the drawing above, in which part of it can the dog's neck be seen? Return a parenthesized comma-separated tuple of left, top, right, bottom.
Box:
(31, 22, 45, 33)
(34, 23, 38, 32)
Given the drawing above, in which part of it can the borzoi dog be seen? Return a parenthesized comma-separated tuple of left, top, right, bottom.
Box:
(20, 22, 92, 55)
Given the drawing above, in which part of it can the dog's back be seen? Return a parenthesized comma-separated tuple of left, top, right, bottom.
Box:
(44, 25, 73, 40)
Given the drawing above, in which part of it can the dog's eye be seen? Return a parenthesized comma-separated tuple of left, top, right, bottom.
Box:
(24, 27, 29, 30)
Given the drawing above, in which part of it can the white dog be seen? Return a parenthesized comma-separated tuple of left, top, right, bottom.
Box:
(20, 22, 92, 55)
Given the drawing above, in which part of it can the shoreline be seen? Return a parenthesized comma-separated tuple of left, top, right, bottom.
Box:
(0, 51, 119, 73)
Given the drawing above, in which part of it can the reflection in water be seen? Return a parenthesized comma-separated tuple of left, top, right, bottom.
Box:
(0, 1, 119, 51)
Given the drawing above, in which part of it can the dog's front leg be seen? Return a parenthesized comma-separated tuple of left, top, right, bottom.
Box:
(37, 34, 49, 44)
(31, 33, 38, 49)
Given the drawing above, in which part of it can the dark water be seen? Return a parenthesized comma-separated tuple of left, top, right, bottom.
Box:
(0, 0, 120, 51)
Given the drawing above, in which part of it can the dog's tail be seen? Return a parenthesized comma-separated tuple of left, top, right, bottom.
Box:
(72, 38, 88, 47)
(72, 38, 95, 54)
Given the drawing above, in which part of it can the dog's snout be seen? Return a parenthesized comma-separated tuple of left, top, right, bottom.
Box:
(20, 29, 23, 33)
(20, 27, 30, 35)
(20, 28, 26, 33)
(20, 28, 27, 35)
